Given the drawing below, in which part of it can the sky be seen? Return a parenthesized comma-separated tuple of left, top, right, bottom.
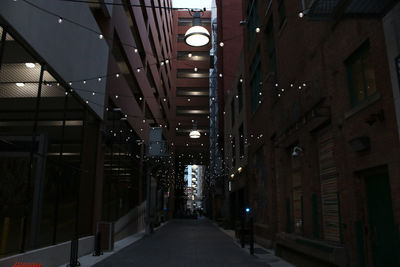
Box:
(172, 0, 212, 10)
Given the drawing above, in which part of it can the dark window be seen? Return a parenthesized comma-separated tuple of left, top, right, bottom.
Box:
(178, 34, 185, 43)
(231, 100, 235, 127)
(232, 137, 236, 167)
(111, 33, 144, 107)
(277, 0, 286, 28)
(238, 78, 243, 112)
(396, 56, 400, 89)
(265, 18, 276, 74)
(250, 50, 262, 113)
(345, 41, 377, 107)
(140, 0, 148, 24)
(177, 69, 209, 79)
(239, 124, 244, 157)
(247, 0, 259, 48)
(123, 0, 146, 64)
(178, 18, 211, 26)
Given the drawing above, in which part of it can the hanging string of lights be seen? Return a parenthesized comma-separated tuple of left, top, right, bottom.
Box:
(14, 0, 309, 96)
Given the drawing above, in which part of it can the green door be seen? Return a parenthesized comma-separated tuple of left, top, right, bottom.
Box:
(365, 173, 400, 267)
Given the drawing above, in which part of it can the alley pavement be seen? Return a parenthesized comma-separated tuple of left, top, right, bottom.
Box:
(93, 218, 269, 267)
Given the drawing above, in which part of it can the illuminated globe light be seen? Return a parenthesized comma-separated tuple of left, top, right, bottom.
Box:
(184, 26, 210, 47)
(189, 130, 201, 139)
(245, 208, 250, 213)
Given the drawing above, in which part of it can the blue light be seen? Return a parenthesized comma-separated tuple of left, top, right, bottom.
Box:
(245, 208, 250, 213)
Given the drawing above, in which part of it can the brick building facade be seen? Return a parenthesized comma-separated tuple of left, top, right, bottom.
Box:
(238, 0, 400, 266)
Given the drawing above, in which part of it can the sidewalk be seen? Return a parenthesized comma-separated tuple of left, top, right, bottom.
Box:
(59, 222, 167, 267)
(217, 226, 295, 267)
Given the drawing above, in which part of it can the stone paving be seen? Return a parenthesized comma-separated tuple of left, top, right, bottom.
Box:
(94, 218, 270, 267)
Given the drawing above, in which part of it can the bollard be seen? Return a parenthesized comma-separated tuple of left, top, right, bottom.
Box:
(249, 217, 254, 255)
(67, 238, 80, 267)
(240, 218, 245, 248)
(93, 231, 102, 256)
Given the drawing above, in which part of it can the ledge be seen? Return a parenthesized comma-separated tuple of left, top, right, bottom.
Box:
(275, 232, 347, 267)
(344, 92, 381, 120)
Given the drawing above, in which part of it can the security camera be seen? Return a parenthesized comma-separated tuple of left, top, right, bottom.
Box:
(292, 146, 303, 157)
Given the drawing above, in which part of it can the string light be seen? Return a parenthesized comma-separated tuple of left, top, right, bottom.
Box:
(58, 17, 63, 23)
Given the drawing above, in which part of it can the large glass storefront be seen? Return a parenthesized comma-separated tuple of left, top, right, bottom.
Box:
(0, 25, 99, 256)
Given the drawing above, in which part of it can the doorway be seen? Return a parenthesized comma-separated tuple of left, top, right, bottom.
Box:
(364, 170, 400, 267)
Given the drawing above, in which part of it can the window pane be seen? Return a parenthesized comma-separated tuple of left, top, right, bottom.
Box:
(349, 57, 365, 104)
(363, 52, 376, 97)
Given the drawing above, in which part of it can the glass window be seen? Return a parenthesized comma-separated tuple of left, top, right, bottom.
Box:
(265, 19, 276, 74)
(250, 50, 262, 113)
(238, 79, 243, 112)
(247, 0, 259, 48)
(239, 124, 244, 157)
(231, 99, 235, 127)
(346, 41, 377, 107)
(278, 0, 286, 28)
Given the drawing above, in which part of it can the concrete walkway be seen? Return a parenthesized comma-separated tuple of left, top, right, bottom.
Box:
(93, 218, 269, 267)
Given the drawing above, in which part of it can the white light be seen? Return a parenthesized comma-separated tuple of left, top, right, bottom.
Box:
(160, 61, 165, 66)
(194, 67, 198, 72)
(219, 42, 224, 47)
(134, 48, 138, 53)
(184, 26, 210, 47)
(115, 95, 119, 99)
(240, 78, 243, 83)
(16, 83, 25, 87)
(137, 68, 141, 72)
(58, 17, 63, 24)
(299, 12, 304, 18)
(165, 59, 169, 64)
(83, 80, 86, 84)
(188, 53, 192, 58)
(116, 73, 120, 78)
(98, 77, 102, 82)
(25, 62, 35, 68)
(92, 92, 95, 95)
(219, 73, 223, 78)
(189, 129, 201, 139)
(255, 27, 260, 33)
(99, 34, 103, 39)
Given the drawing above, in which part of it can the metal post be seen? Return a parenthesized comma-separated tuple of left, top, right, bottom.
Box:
(249, 217, 254, 255)
(241, 217, 245, 248)
(145, 163, 153, 235)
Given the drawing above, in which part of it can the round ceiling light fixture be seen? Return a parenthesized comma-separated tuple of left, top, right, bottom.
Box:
(189, 129, 201, 139)
(184, 10, 210, 47)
